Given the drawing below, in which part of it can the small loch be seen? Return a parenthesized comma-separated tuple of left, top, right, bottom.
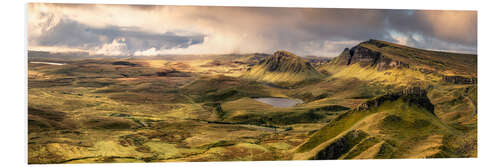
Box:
(253, 97, 303, 108)
(30, 61, 66, 65)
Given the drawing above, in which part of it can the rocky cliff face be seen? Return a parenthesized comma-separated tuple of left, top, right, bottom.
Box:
(348, 45, 382, 67)
(243, 50, 324, 85)
(260, 50, 317, 73)
(442, 75, 477, 84)
(331, 40, 410, 71)
(354, 87, 434, 114)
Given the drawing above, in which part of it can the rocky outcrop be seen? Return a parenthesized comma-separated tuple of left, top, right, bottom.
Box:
(348, 45, 382, 67)
(442, 75, 477, 84)
(418, 68, 435, 74)
(261, 50, 318, 73)
(243, 50, 324, 85)
(375, 57, 410, 70)
(332, 40, 409, 70)
(354, 87, 434, 114)
(333, 48, 353, 65)
(309, 105, 351, 112)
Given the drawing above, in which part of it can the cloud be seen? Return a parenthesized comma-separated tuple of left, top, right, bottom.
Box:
(27, 3, 477, 56)
(29, 16, 205, 55)
(386, 10, 477, 46)
(28, 4, 205, 56)
(93, 38, 129, 56)
(133, 47, 157, 56)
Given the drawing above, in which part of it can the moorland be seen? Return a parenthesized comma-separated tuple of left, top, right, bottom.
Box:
(28, 39, 477, 163)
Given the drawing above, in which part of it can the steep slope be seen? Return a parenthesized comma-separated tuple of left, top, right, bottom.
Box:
(243, 50, 324, 85)
(322, 39, 477, 127)
(293, 87, 474, 160)
(322, 39, 477, 86)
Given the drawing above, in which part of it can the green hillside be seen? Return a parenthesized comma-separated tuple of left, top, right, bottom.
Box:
(293, 87, 475, 159)
(27, 39, 477, 163)
(322, 39, 476, 87)
(243, 50, 324, 86)
(291, 40, 478, 160)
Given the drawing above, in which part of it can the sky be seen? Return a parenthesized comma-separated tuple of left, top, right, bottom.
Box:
(27, 3, 477, 57)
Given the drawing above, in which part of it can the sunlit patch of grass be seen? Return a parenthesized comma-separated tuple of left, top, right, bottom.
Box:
(322, 63, 441, 87)
(296, 110, 375, 153)
(243, 64, 324, 86)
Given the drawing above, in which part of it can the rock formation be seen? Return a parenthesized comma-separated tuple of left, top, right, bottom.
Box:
(330, 40, 409, 70)
(442, 75, 477, 84)
(243, 50, 324, 84)
(261, 51, 317, 73)
(354, 87, 434, 114)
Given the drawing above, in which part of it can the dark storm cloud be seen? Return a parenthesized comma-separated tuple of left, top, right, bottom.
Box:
(181, 6, 476, 55)
(385, 10, 477, 46)
(34, 16, 205, 54)
(260, 8, 476, 54)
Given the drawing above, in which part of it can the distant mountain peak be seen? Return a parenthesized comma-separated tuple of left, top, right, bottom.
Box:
(273, 50, 299, 58)
(325, 39, 476, 75)
(262, 50, 314, 73)
(243, 50, 324, 85)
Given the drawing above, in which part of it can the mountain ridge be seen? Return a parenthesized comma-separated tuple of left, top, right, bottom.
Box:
(326, 39, 477, 76)
(293, 86, 457, 160)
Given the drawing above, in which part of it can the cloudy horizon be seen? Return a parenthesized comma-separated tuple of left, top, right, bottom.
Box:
(28, 3, 477, 57)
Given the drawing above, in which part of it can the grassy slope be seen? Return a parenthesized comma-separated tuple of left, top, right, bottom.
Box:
(360, 40, 476, 76)
(293, 98, 461, 160)
(428, 84, 477, 126)
(322, 63, 441, 87)
(322, 39, 476, 86)
(320, 39, 477, 126)
(244, 64, 323, 84)
(299, 40, 477, 160)
(219, 97, 325, 125)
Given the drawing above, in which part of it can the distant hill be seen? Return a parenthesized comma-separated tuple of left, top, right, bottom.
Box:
(321, 39, 477, 86)
(303, 55, 331, 67)
(243, 50, 324, 85)
(289, 40, 478, 160)
(28, 50, 90, 59)
(326, 39, 476, 75)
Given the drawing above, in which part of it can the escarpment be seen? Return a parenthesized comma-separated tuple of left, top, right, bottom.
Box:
(243, 50, 324, 84)
(326, 39, 476, 78)
(261, 50, 318, 73)
(330, 40, 410, 70)
(442, 75, 477, 84)
(295, 86, 447, 160)
(354, 87, 434, 114)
